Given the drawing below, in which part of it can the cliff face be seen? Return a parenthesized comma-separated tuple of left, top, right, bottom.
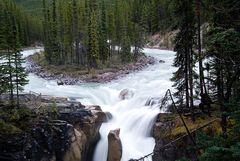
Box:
(145, 23, 210, 50)
(0, 101, 106, 161)
(145, 31, 178, 50)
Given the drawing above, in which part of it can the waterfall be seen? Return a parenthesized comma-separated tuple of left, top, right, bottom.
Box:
(22, 48, 176, 161)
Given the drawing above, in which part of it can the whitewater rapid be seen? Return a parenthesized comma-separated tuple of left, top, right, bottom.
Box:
(23, 48, 176, 161)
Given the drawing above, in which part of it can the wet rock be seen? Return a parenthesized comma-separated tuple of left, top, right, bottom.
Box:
(159, 60, 165, 63)
(57, 80, 64, 86)
(63, 128, 86, 161)
(119, 89, 134, 100)
(0, 102, 106, 161)
(107, 128, 122, 161)
(105, 112, 113, 121)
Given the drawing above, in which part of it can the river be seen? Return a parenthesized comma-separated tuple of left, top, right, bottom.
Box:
(22, 48, 176, 161)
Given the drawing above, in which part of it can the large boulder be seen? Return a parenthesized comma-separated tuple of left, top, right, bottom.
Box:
(63, 128, 86, 161)
(119, 89, 134, 100)
(107, 128, 122, 161)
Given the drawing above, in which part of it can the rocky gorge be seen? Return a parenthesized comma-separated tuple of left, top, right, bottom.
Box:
(0, 96, 107, 161)
(4, 48, 182, 161)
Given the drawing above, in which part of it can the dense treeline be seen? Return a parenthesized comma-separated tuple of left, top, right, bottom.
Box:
(42, 0, 175, 68)
(171, 0, 240, 117)
(198, 1, 240, 159)
(171, 0, 240, 160)
(0, 0, 40, 107)
(0, 0, 42, 46)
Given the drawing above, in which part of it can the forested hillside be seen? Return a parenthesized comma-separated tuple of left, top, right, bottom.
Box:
(0, 0, 240, 161)
(41, 0, 175, 68)
(0, 0, 42, 46)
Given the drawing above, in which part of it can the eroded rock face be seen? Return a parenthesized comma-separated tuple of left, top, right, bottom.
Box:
(0, 103, 106, 161)
(107, 128, 122, 161)
(63, 128, 85, 161)
(59, 105, 106, 161)
(119, 89, 134, 100)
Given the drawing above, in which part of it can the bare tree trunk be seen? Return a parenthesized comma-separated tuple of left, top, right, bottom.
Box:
(196, 0, 206, 96)
(185, 47, 190, 110)
(15, 53, 19, 108)
(189, 49, 195, 121)
(8, 49, 14, 105)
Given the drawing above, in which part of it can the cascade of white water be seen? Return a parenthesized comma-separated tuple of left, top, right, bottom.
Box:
(22, 48, 176, 161)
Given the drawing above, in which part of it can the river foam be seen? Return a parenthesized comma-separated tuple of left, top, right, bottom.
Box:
(23, 48, 176, 161)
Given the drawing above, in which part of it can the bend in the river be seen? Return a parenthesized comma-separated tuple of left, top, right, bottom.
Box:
(23, 48, 176, 161)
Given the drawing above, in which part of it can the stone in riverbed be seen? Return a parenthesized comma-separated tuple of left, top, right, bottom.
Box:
(107, 128, 122, 161)
(159, 60, 165, 63)
(119, 89, 134, 100)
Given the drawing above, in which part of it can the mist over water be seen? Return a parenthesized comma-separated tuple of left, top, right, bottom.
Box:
(23, 48, 176, 161)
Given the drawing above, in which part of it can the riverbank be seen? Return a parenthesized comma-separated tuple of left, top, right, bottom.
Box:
(26, 52, 156, 85)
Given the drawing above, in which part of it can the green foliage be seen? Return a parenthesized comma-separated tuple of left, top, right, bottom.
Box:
(38, 102, 59, 119)
(205, 1, 240, 103)
(42, 0, 164, 69)
(88, 10, 100, 68)
(171, 0, 196, 109)
(0, 119, 22, 134)
(121, 34, 132, 63)
(0, 0, 29, 106)
(194, 101, 240, 161)
(0, 108, 34, 122)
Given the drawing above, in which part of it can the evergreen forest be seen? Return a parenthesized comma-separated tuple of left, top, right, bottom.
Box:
(0, 0, 239, 161)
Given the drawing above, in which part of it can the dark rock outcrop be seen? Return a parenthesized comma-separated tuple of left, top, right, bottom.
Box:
(0, 102, 106, 161)
(159, 60, 165, 63)
(107, 128, 122, 161)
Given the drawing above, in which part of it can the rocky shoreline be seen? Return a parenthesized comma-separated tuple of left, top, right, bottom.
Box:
(26, 54, 156, 85)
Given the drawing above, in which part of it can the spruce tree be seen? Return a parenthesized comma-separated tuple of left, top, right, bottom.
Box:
(121, 28, 132, 63)
(87, 10, 99, 69)
(0, 8, 9, 98)
(107, 6, 116, 56)
(12, 16, 28, 108)
(171, 0, 196, 120)
(72, 0, 80, 65)
(99, 0, 109, 64)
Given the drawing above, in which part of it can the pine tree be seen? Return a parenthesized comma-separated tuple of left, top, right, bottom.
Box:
(107, 6, 116, 56)
(121, 28, 132, 63)
(87, 10, 99, 69)
(171, 0, 196, 120)
(0, 7, 9, 98)
(11, 15, 28, 107)
(99, 0, 109, 64)
(72, 0, 80, 65)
